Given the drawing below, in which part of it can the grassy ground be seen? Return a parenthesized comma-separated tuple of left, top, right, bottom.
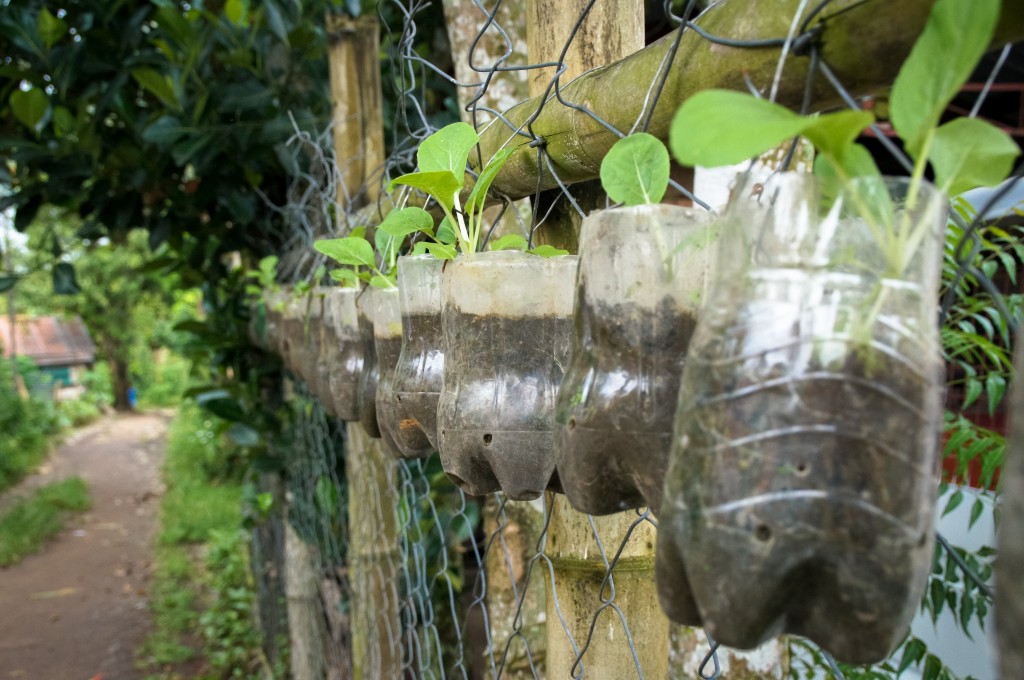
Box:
(138, 403, 270, 680)
(0, 477, 91, 567)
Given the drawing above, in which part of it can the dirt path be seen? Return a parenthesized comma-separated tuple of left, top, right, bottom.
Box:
(0, 412, 169, 680)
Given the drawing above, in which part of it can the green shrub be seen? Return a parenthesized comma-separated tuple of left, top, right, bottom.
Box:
(199, 529, 263, 678)
(0, 361, 59, 493)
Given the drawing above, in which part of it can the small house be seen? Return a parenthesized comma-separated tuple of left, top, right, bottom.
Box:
(0, 315, 97, 399)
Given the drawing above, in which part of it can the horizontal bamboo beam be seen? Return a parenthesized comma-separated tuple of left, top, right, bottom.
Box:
(476, 0, 1024, 200)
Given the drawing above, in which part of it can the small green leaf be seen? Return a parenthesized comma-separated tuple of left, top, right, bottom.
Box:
(329, 268, 359, 287)
(377, 207, 434, 240)
(411, 241, 430, 256)
(671, 90, 805, 167)
(227, 422, 260, 447)
(889, 0, 1000, 157)
(802, 110, 874, 165)
(922, 654, 942, 680)
(52, 262, 80, 295)
(985, 373, 1007, 414)
(37, 8, 68, 49)
(529, 244, 570, 258)
(0, 276, 18, 293)
(436, 217, 458, 244)
(225, 0, 249, 25)
(388, 170, 463, 211)
(466, 147, 515, 214)
(417, 121, 479, 177)
(963, 377, 982, 409)
(131, 68, 180, 111)
(142, 115, 188, 147)
(10, 87, 50, 134)
(314, 236, 375, 268)
(423, 243, 457, 260)
(600, 133, 670, 206)
(489, 233, 528, 251)
(942, 488, 963, 517)
(930, 118, 1020, 196)
(898, 637, 926, 673)
(369, 274, 394, 288)
(969, 497, 985, 528)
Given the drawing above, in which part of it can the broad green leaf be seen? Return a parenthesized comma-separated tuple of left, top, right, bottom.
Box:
(889, 0, 1000, 157)
(600, 133, 670, 206)
(388, 170, 462, 211)
(330, 268, 359, 287)
(10, 87, 49, 134)
(377, 206, 435, 240)
(466, 147, 515, 214)
(671, 90, 805, 167)
(37, 8, 68, 49)
(369, 274, 394, 288)
(411, 241, 430, 256)
(489, 233, 528, 251)
(314, 236, 375, 268)
(0, 275, 18, 293)
(930, 118, 1020, 196)
(417, 122, 479, 178)
(51, 106, 75, 136)
(131, 68, 180, 111)
(423, 242, 457, 260)
(529, 244, 570, 258)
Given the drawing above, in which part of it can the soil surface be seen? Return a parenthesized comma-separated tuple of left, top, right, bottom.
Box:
(0, 412, 169, 680)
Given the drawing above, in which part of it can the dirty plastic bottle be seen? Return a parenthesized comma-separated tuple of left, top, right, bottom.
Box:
(373, 285, 405, 459)
(437, 251, 577, 500)
(555, 204, 712, 516)
(323, 287, 363, 421)
(356, 287, 382, 438)
(656, 174, 946, 663)
(390, 255, 445, 457)
(281, 295, 309, 378)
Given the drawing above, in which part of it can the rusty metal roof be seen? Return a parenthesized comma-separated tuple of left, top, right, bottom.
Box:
(0, 315, 97, 367)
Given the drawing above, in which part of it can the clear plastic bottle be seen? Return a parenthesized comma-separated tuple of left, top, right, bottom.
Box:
(390, 255, 445, 457)
(356, 287, 382, 438)
(373, 285, 405, 459)
(437, 251, 577, 500)
(555, 204, 712, 515)
(657, 174, 946, 663)
(323, 287, 363, 421)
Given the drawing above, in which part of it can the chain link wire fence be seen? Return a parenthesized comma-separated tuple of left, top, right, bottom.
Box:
(252, 1, 1022, 678)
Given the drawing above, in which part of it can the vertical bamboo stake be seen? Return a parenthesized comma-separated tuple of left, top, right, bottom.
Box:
(285, 517, 330, 680)
(327, 14, 387, 215)
(347, 422, 402, 680)
(327, 13, 401, 679)
(524, 2, 666, 677)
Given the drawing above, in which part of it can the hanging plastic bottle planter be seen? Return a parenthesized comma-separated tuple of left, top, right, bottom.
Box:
(555, 204, 713, 516)
(373, 285, 405, 458)
(388, 255, 445, 458)
(356, 287, 382, 438)
(321, 287, 363, 421)
(437, 251, 578, 500)
(281, 294, 312, 380)
(656, 174, 946, 663)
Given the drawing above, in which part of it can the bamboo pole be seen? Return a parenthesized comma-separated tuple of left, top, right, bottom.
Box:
(327, 13, 402, 679)
(327, 14, 387, 215)
(527, 2, 671, 677)
(477, 0, 1024, 200)
(285, 516, 330, 680)
(347, 422, 402, 679)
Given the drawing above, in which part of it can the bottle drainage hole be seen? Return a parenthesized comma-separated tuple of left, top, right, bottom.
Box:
(567, 417, 576, 431)
(483, 433, 493, 446)
(755, 524, 772, 542)
(795, 462, 809, 476)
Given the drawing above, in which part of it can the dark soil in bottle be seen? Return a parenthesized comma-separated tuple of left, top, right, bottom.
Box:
(661, 340, 939, 664)
(393, 312, 444, 455)
(557, 296, 698, 516)
(438, 312, 570, 501)
(374, 334, 405, 459)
